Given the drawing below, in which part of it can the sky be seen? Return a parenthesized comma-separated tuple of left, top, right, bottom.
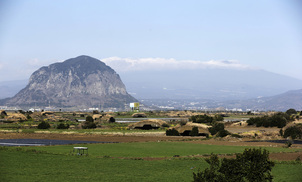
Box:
(0, 0, 301, 82)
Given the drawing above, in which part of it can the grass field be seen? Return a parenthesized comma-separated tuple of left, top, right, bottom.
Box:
(22, 142, 301, 158)
(1, 142, 302, 182)
(1, 148, 301, 182)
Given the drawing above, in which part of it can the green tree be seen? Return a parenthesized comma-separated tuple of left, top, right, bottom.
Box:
(190, 115, 214, 124)
(286, 108, 297, 115)
(190, 127, 199, 136)
(193, 148, 275, 182)
(283, 125, 302, 139)
(57, 123, 70, 129)
(37, 121, 50, 129)
(109, 117, 115, 123)
(214, 114, 224, 122)
(166, 128, 180, 136)
(82, 116, 96, 129)
(86, 116, 94, 122)
(208, 123, 225, 135)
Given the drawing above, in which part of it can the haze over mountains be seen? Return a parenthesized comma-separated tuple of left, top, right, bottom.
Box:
(0, 56, 301, 111)
(120, 69, 302, 101)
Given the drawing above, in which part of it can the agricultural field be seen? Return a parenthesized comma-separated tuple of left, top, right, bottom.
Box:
(1, 110, 302, 181)
(1, 140, 302, 182)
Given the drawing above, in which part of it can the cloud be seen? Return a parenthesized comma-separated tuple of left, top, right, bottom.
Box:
(0, 63, 3, 70)
(102, 57, 255, 72)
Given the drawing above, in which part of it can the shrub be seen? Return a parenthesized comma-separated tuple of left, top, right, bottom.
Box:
(279, 128, 283, 137)
(162, 123, 170, 128)
(193, 148, 275, 182)
(37, 121, 50, 129)
(190, 115, 213, 124)
(283, 125, 302, 139)
(92, 110, 99, 114)
(57, 123, 70, 129)
(208, 123, 225, 135)
(180, 121, 187, 126)
(166, 128, 180, 136)
(26, 115, 32, 120)
(190, 127, 199, 136)
(109, 117, 115, 123)
(247, 112, 290, 128)
(214, 114, 224, 121)
(216, 129, 230, 137)
(82, 121, 97, 129)
(286, 108, 297, 115)
(86, 116, 94, 122)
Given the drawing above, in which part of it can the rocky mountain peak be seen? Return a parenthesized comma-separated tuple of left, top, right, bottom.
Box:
(2, 56, 137, 109)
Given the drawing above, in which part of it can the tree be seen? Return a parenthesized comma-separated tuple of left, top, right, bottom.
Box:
(82, 116, 97, 129)
(109, 117, 115, 123)
(283, 125, 302, 139)
(208, 123, 225, 135)
(286, 108, 297, 115)
(37, 121, 50, 129)
(57, 123, 70, 129)
(193, 148, 275, 182)
(86, 116, 94, 122)
(166, 128, 180, 136)
(190, 115, 214, 124)
(214, 114, 224, 122)
(190, 127, 199, 136)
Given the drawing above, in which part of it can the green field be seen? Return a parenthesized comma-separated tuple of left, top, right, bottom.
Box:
(22, 142, 301, 158)
(1, 142, 302, 182)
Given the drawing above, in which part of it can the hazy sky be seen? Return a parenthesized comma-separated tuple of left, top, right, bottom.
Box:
(0, 0, 301, 82)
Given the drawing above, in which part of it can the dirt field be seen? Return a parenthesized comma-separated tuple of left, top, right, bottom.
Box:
(1, 132, 301, 161)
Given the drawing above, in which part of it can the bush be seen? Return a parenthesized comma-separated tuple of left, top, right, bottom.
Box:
(286, 108, 297, 115)
(37, 121, 50, 129)
(190, 127, 199, 136)
(82, 121, 97, 129)
(283, 125, 302, 139)
(247, 112, 290, 128)
(166, 128, 180, 136)
(189, 115, 213, 124)
(214, 114, 224, 121)
(57, 123, 70, 129)
(86, 116, 94, 122)
(193, 148, 275, 182)
(162, 123, 170, 128)
(216, 129, 230, 137)
(109, 117, 115, 123)
(208, 123, 225, 135)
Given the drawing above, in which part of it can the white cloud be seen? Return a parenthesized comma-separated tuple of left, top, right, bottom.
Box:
(0, 63, 3, 70)
(102, 57, 255, 72)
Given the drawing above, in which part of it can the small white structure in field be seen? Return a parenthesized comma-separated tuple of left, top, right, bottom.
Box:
(130, 102, 139, 111)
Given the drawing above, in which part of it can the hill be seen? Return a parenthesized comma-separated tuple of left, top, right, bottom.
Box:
(0, 55, 137, 109)
(224, 89, 302, 111)
(120, 69, 302, 100)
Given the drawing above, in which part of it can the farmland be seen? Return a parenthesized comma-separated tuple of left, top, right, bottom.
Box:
(1, 141, 302, 182)
(1, 110, 302, 181)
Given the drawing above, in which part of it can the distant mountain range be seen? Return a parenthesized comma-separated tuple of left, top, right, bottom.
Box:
(120, 69, 302, 101)
(221, 89, 302, 111)
(0, 56, 137, 109)
(0, 56, 301, 111)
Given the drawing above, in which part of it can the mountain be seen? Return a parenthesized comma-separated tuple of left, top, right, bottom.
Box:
(0, 56, 137, 109)
(222, 89, 302, 111)
(119, 69, 302, 100)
